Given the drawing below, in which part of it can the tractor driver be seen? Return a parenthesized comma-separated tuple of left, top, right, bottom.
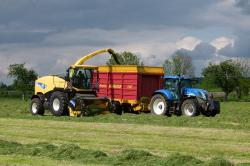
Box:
(76, 70, 85, 88)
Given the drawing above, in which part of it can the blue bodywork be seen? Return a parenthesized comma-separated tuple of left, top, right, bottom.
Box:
(184, 88, 208, 100)
(155, 76, 208, 101)
(152, 75, 220, 116)
(155, 88, 208, 101)
(154, 89, 177, 100)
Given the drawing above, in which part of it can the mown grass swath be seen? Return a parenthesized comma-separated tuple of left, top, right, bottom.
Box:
(0, 140, 235, 166)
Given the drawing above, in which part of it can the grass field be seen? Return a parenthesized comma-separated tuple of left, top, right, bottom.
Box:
(0, 98, 249, 165)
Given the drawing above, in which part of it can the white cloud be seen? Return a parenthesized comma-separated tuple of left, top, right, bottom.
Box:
(176, 37, 201, 51)
(211, 37, 234, 50)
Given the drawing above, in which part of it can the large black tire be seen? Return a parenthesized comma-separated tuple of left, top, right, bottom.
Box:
(209, 109, 217, 117)
(49, 92, 68, 116)
(200, 107, 212, 117)
(109, 101, 122, 115)
(30, 98, 44, 115)
(181, 99, 199, 117)
(150, 94, 168, 116)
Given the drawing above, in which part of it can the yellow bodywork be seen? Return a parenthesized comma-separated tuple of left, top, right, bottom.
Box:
(35, 76, 67, 94)
(98, 65, 163, 75)
(69, 108, 81, 117)
(71, 48, 115, 68)
(35, 48, 115, 95)
(112, 98, 149, 112)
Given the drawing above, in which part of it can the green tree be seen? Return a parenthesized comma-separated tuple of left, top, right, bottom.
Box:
(233, 58, 250, 98)
(8, 63, 38, 100)
(0, 82, 8, 90)
(234, 57, 250, 77)
(106, 51, 143, 66)
(164, 51, 194, 76)
(202, 60, 242, 101)
(238, 78, 250, 97)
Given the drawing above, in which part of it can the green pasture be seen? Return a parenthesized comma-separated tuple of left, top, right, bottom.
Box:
(0, 98, 249, 165)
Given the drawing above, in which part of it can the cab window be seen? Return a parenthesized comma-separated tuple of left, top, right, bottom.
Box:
(70, 68, 93, 89)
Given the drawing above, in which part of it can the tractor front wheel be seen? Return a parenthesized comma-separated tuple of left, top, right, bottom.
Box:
(150, 94, 168, 116)
(30, 98, 44, 115)
(49, 92, 68, 116)
(181, 99, 199, 117)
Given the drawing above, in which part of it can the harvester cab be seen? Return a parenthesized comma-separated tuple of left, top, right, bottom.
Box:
(30, 48, 119, 117)
(66, 66, 97, 91)
(150, 75, 220, 117)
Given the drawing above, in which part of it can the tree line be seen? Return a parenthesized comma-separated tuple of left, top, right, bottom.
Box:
(1, 51, 249, 101)
(108, 51, 250, 101)
(0, 64, 37, 99)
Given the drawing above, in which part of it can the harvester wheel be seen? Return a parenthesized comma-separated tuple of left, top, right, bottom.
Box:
(181, 99, 199, 117)
(30, 98, 44, 115)
(150, 94, 168, 116)
(49, 92, 68, 116)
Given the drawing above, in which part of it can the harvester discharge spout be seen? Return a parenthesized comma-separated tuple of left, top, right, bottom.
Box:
(73, 48, 120, 67)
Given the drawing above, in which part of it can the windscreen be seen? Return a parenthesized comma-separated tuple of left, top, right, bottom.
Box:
(164, 79, 178, 91)
(69, 68, 94, 89)
(181, 79, 199, 88)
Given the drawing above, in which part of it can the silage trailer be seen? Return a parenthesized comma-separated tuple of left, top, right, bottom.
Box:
(95, 65, 164, 113)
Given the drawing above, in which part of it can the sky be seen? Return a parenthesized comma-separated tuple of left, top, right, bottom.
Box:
(0, 0, 250, 84)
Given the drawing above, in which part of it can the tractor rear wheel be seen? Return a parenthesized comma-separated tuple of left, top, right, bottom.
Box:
(49, 92, 68, 116)
(30, 98, 44, 115)
(150, 94, 168, 116)
(181, 99, 199, 117)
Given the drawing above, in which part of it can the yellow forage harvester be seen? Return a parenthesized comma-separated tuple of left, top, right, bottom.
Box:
(31, 48, 119, 117)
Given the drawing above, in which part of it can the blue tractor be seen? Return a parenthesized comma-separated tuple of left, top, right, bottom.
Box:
(149, 75, 220, 117)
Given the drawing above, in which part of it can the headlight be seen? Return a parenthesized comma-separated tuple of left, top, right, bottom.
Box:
(199, 92, 207, 100)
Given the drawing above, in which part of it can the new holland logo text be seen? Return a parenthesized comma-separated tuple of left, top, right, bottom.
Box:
(36, 82, 47, 89)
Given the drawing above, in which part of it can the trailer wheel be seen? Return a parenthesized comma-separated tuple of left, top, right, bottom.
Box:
(30, 98, 44, 115)
(111, 101, 122, 115)
(150, 94, 168, 116)
(49, 92, 68, 116)
(181, 99, 199, 117)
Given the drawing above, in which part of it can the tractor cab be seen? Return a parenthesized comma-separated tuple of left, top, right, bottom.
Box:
(164, 76, 199, 100)
(66, 66, 98, 91)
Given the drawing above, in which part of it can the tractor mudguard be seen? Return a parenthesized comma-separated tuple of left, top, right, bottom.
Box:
(153, 89, 174, 101)
(31, 94, 40, 100)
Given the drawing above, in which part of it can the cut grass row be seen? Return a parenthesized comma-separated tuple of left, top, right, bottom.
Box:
(0, 140, 235, 166)
(0, 118, 249, 165)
